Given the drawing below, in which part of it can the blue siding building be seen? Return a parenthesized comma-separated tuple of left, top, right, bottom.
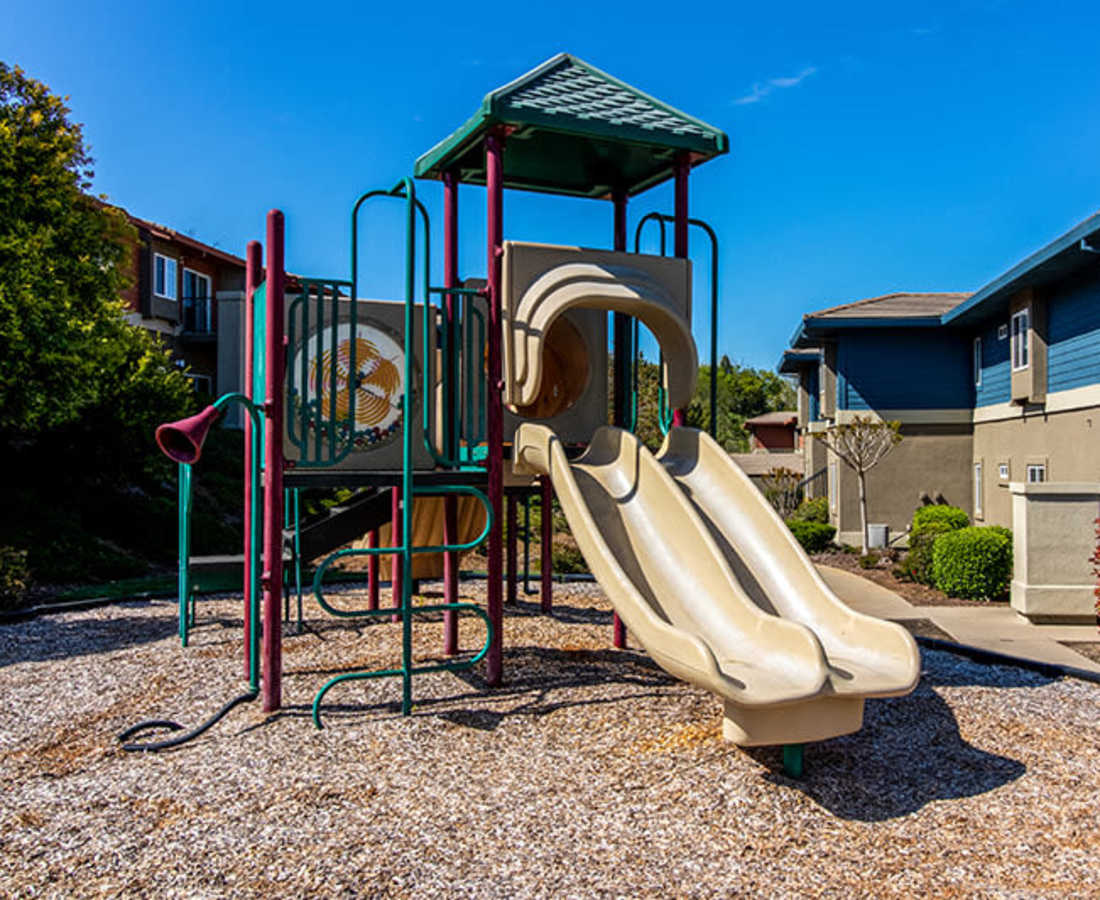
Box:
(782, 212, 1100, 543)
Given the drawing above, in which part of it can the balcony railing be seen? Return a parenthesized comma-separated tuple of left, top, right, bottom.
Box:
(182, 296, 213, 334)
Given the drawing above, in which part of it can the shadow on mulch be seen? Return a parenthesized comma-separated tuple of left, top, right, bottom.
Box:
(750, 649, 1048, 821)
(0, 604, 177, 667)
(275, 645, 679, 730)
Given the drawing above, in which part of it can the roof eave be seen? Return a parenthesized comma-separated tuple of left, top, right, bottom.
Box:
(943, 213, 1100, 326)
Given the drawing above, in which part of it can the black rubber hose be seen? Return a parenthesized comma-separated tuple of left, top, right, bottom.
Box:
(117, 719, 184, 742)
(120, 690, 258, 752)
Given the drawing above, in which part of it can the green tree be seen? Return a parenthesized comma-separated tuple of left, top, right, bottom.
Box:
(687, 355, 796, 452)
(610, 352, 796, 453)
(817, 416, 902, 555)
(0, 62, 197, 587)
(0, 62, 149, 434)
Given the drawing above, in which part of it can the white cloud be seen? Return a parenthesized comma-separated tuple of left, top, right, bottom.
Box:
(734, 66, 818, 105)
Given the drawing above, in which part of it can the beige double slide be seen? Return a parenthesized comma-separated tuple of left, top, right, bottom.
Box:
(514, 423, 919, 746)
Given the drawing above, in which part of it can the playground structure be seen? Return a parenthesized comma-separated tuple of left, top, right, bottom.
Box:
(136, 54, 919, 767)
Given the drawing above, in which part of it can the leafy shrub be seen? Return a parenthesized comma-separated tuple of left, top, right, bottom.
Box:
(551, 536, 588, 574)
(912, 505, 969, 534)
(787, 520, 836, 554)
(898, 525, 950, 584)
(789, 496, 829, 524)
(859, 552, 880, 569)
(761, 467, 802, 519)
(899, 505, 970, 584)
(0, 546, 30, 610)
(932, 526, 1013, 600)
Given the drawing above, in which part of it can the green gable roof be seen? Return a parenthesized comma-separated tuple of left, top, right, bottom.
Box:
(414, 53, 729, 199)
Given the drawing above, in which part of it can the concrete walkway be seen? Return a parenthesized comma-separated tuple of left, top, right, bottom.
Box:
(817, 565, 1100, 675)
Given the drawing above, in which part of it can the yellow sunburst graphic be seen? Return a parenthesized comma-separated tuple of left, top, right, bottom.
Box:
(310, 337, 401, 428)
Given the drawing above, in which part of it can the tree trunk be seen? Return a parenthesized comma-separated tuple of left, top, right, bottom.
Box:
(858, 469, 869, 556)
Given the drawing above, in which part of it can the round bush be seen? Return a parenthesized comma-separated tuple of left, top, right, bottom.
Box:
(899, 521, 956, 585)
(932, 526, 1013, 601)
(789, 496, 829, 524)
(912, 505, 969, 535)
(787, 520, 837, 554)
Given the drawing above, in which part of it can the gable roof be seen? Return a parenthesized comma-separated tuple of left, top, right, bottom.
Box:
(777, 348, 821, 373)
(414, 53, 728, 198)
(744, 411, 798, 428)
(807, 291, 970, 320)
(790, 292, 970, 346)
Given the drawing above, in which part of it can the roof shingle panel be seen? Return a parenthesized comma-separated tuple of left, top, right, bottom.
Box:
(502, 59, 710, 138)
(808, 292, 970, 320)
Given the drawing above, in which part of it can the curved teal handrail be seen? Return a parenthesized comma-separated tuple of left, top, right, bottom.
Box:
(311, 602, 493, 729)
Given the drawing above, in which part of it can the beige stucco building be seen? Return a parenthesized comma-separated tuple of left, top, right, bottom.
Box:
(780, 212, 1100, 619)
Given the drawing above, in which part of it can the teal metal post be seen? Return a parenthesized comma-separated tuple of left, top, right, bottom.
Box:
(783, 744, 804, 778)
(178, 462, 192, 646)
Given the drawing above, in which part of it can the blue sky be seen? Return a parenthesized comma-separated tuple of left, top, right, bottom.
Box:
(5, 0, 1100, 370)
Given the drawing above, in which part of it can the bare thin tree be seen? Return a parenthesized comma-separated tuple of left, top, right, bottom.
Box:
(817, 416, 902, 555)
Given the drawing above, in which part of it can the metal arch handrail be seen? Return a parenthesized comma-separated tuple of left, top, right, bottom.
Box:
(309, 484, 494, 728)
(631, 212, 721, 440)
(310, 602, 493, 729)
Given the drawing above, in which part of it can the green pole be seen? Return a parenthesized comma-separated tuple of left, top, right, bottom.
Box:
(401, 176, 416, 717)
(178, 462, 192, 647)
(783, 744, 804, 778)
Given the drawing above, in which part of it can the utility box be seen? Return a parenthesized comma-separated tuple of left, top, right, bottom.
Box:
(867, 524, 889, 549)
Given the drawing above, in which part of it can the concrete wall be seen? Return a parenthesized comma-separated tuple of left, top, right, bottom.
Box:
(973, 404, 1100, 527)
(1011, 481, 1100, 622)
(833, 423, 973, 546)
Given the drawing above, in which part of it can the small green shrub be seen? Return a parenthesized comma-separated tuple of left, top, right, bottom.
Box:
(551, 536, 588, 574)
(0, 547, 30, 610)
(912, 505, 969, 535)
(898, 523, 954, 584)
(858, 552, 880, 569)
(789, 496, 829, 524)
(932, 526, 1013, 601)
(900, 505, 971, 584)
(787, 520, 836, 554)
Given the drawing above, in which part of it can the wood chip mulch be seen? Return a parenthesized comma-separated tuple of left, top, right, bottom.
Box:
(813, 551, 1010, 609)
(1, 581, 1098, 898)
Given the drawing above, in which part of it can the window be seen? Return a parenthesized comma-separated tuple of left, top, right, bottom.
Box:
(182, 269, 213, 332)
(973, 462, 983, 517)
(154, 254, 178, 300)
(998, 463, 1010, 480)
(828, 462, 838, 513)
(997, 323, 1008, 340)
(973, 337, 982, 387)
(1026, 463, 1046, 483)
(1011, 308, 1030, 371)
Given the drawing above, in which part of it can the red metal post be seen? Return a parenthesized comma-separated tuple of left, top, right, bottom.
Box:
(367, 527, 379, 611)
(485, 131, 505, 686)
(390, 486, 402, 623)
(443, 170, 460, 654)
(611, 190, 629, 649)
(243, 240, 261, 679)
(540, 476, 553, 613)
(261, 210, 285, 713)
(506, 494, 517, 605)
(672, 153, 690, 429)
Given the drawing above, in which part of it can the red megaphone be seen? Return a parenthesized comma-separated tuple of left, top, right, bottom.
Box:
(156, 405, 223, 464)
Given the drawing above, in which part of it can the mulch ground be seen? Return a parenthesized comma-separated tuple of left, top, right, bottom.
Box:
(812, 551, 1009, 609)
(1, 581, 1098, 898)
